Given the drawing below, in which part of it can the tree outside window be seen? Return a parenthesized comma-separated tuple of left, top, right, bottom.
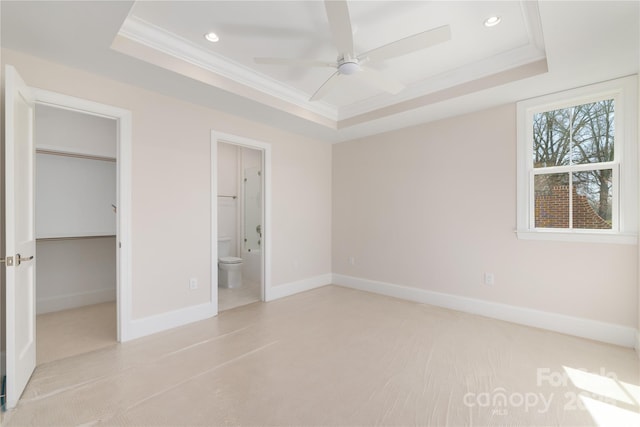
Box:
(532, 99, 615, 230)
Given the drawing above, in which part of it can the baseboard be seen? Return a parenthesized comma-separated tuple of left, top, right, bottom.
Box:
(266, 273, 332, 302)
(125, 273, 329, 341)
(333, 274, 637, 348)
(36, 288, 116, 314)
(126, 301, 217, 342)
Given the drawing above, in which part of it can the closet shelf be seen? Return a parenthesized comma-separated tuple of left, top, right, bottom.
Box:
(36, 149, 116, 162)
(36, 235, 116, 242)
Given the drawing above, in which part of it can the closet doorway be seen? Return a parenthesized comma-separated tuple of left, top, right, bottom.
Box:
(34, 104, 118, 365)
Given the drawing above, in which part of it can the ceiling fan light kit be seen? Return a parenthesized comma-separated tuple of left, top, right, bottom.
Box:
(337, 59, 360, 75)
(254, 0, 452, 101)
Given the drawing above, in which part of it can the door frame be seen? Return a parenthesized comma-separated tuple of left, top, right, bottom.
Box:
(211, 131, 272, 310)
(32, 88, 132, 342)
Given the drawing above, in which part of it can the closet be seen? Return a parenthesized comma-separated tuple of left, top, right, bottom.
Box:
(34, 104, 117, 351)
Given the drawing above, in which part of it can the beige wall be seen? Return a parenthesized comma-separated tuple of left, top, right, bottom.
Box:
(2, 48, 332, 320)
(36, 237, 116, 314)
(333, 103, 638, 328)
(3, 47, 635, 336)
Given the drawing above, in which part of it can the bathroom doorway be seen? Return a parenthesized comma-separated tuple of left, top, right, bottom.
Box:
(213, 132, 270, 312)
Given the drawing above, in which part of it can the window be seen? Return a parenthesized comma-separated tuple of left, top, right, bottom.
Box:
(517, 76, 638, 243)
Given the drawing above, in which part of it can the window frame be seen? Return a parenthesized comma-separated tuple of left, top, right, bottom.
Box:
(516, 76, 638, 244)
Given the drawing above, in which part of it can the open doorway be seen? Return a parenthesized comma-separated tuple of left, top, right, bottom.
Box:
(212, 131, 271, 313)
(217, 142, 263, 311)
(34, 104, 118, 365)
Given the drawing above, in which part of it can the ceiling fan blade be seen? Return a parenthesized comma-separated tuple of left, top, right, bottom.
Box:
(360, 24, 451, 63)
(324, 0, 354, 55)
(310, 70, 343, 101)
(255, 57, 335, 68)
(357, 67, 405, 95)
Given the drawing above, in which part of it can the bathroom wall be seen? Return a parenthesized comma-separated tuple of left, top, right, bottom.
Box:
(242, 147, 262, 170)
(241, 147, 263, 285)
(217, 142, 239, 257)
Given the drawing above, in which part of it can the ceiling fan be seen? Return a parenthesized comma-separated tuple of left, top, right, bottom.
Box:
(254, 0, 451, 101)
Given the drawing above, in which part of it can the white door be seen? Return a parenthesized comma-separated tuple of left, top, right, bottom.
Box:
(3, 65, 37, 409)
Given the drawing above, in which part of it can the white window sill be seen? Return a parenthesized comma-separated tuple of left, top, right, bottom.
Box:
(516, 230, 638, 245)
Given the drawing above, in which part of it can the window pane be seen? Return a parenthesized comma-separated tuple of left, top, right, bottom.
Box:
(533, 99, 614, 169)
(534, 173, 569, 228)
(571, 100, 614, 165)
(573, 170, 612, 229)
(533, 109, 571, 168)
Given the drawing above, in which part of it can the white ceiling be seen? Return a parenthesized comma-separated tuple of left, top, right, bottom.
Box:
(1, 1, 638, 143)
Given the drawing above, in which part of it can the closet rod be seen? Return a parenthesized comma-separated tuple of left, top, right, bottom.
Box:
(36, 149, 116, 163)
(37, 235, 116, 242)
(218, 195, 237, 199)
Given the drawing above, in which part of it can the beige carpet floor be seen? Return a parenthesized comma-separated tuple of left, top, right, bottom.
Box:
(7, 286, 639, 426)
(36, 301, 117, 365)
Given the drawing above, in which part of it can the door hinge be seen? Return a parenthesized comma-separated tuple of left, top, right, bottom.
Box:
(0, 256, 14, 266)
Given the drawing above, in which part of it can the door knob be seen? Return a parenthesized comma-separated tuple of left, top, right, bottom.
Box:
(16, 254, 34, 266)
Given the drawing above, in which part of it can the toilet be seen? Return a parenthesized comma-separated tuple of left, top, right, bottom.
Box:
(218, 237, 243, 288)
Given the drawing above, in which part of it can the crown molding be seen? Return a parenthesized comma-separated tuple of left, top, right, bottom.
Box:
(337, 44, 546, 121)
(117, 1, 546, 131)
(118, 15, 337, 122)
(337, 0, 547, 120)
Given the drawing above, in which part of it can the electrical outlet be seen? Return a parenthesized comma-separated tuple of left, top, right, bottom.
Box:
(483, 273, 495, 286)
(349, 256, 356, 266)
(189, 277, 198, 290)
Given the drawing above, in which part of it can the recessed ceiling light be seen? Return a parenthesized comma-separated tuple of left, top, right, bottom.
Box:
(204, 32, 219, 43)
(484, 16, 501, 27)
